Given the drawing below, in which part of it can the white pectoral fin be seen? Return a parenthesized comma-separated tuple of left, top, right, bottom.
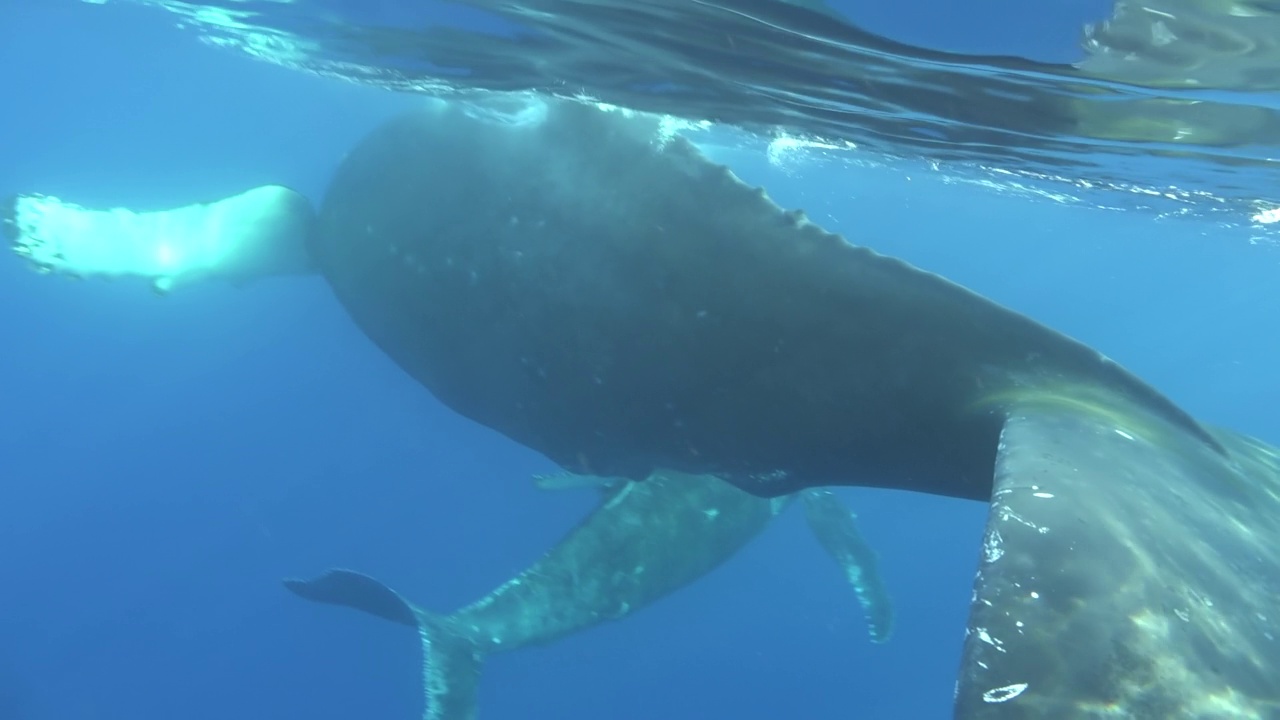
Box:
(4, 185, 317, 293)
(956, 401, 1280, 717)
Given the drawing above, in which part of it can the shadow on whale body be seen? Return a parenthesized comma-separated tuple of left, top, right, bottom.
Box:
(6, 96, 1280, 717)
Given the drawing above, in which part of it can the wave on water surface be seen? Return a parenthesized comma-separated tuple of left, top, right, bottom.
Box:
(85, 0, 1280, 234)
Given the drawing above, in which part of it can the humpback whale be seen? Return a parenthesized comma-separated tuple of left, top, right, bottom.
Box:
(6, 96, 1280, 717)
(285, 470, 891, 720)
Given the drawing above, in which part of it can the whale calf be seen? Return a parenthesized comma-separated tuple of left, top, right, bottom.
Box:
(285, 470, 890, 720)
(7, 96, 1280, 717)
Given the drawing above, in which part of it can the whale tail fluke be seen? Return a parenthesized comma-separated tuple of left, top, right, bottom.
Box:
(3, 186, 317, 294)
(284, 569, 485, 720)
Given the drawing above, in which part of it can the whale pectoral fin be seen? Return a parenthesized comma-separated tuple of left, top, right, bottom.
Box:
(798, 489, 894, 643)
(956, 404, 1280, 718)
(4, 187, 317, 293)
(531, 471, 627, 492)
(284, 569, 485, 720)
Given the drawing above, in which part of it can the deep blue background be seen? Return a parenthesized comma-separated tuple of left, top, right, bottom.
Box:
(1, 3, 1277, 720)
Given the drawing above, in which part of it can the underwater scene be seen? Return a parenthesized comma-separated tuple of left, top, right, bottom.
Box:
(0, 1, 1277, 719)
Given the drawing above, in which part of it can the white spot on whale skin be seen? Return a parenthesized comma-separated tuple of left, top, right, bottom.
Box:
(974, 627, 1006, 653)
(983, 529, 1004, 563)
(996, 505, 1048, 534)
(1032, 492, 1054, 499)
(982, 683, 1028, 703)
(1114, 428, 1135, 440)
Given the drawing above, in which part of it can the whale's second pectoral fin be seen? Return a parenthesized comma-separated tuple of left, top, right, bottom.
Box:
(531, 471, 627, 492)
(3, 186, 317, 294)
(956, 400, 1280, 718)
(799, 489, 894, 643)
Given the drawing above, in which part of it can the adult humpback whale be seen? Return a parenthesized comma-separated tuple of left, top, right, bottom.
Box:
(6, 96, 1280, 717)
(286, 470, 892, 720)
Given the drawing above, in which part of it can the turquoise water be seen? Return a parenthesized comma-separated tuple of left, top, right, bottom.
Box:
(0, 2, 1276, 719)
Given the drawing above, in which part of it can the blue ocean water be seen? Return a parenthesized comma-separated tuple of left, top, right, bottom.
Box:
(1, 3, 1277, 720)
